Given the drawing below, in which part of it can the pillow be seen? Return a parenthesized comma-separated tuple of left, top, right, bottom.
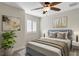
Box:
(49, 32, 57, 38)
(57, 32, 68, 39)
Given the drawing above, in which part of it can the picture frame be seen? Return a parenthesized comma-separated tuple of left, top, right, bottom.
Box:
(2, 15, 21, 31)
(53, 16, 68, 28)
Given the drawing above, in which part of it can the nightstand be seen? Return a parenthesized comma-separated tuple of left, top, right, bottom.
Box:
(72, 41, 79, 50)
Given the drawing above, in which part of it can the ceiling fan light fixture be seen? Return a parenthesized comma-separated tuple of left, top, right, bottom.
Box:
(43, 11, 47, 14)
(43, 7, 50, 11)
(31, 2, 62, 14)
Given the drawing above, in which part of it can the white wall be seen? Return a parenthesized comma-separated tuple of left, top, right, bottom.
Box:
(0, 3, 40, 56)
(0, 3, 26, 51)
(25, 14, 41, 43)
(0, 3, 41, 51)
(41, 8, 79, 41)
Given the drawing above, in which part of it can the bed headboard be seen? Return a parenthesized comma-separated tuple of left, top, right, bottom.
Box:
(48, 29, 73, 40)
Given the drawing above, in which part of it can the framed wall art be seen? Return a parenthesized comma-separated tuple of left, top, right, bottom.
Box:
(2, 15, 21, 31)
(52, 16, 68, 28)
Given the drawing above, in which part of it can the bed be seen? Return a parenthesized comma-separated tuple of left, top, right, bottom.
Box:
(26, 29, 73, 56)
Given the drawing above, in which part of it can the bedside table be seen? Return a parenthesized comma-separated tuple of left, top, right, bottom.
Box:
(72, 41, 79, 50)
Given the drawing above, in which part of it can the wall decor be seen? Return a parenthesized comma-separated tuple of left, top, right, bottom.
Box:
(52, 16, 68, 28)
(2, 15, 21, 31)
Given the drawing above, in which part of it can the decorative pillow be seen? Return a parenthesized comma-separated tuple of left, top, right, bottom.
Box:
(49, 32, 57, 38)
(57, 32, 68, 39)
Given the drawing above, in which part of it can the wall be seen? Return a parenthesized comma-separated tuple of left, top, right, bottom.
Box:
(25, 14, 41, 43)
(41, 8, 79, 41)
(0, 3, 26, 51)
(0, 3, 41, 52)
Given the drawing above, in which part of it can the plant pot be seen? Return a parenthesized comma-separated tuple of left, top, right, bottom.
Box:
(2, 48, 13, 56)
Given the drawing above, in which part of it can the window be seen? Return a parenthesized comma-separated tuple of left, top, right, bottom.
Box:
(27, 20, 32, 32)
(26, 20, 37, 32)
(33, 21, 37, 32)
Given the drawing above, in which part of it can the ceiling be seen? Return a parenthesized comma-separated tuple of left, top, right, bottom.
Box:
(3, 2, 79, 17)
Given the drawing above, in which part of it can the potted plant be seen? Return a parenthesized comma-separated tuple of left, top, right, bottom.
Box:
(0, 31, 16, 56)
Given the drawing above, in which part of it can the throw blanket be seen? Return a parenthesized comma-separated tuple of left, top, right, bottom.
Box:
(26, 38, 69, 56)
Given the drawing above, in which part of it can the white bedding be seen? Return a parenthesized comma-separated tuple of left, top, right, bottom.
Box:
(28, 41, 61, 56)
(27, 37, 70, 56)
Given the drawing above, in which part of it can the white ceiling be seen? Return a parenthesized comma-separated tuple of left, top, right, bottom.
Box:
(3, 2, 79, 17)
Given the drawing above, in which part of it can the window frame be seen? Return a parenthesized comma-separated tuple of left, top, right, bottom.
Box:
(26, 20, 37, 33)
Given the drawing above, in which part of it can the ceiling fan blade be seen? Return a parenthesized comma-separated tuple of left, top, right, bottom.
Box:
(50, 2, 62, 6)
(51, 7, 61, 11)
(31, 7, 43, 11)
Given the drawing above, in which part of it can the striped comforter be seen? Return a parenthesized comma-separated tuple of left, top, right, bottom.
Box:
(26, 38, 69, 56)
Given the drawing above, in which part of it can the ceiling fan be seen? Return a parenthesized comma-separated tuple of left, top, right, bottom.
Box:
(31, 2, 62, 14)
